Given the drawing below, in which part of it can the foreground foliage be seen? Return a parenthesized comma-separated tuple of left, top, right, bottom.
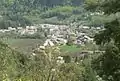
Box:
(86, 0, 120, 81)
(0, 42, 97, 81)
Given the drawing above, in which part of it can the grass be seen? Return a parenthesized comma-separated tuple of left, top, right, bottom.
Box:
(60, 45, 81, 53)
(60, 43, 99, 55)
(1, 38, 44, 54)
(1, 37, 98, 55)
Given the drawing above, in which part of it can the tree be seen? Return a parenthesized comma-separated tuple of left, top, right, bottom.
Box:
(85, 0, 101, 11)
(71, 0, 84, 6)
(86, 0, 120, 81)
(0, 41, 29, 80)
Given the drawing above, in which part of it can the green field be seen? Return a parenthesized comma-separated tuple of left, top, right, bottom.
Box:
(60, 43, 98, 55)
(60, 45, 81, 53)
(1, 38, 44, 54)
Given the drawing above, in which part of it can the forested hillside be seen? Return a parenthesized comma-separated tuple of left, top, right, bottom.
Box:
(0, 0, 105, 29)
(0, 0, 85, 28)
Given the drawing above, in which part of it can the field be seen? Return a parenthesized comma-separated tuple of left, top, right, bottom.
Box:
(0, 37, 98, 55)
(60, 45, 81, 53)
(1, 38, 44, 54)
(60, 43, 98, 55)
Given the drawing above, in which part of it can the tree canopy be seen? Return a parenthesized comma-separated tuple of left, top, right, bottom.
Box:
(85, 0, 120, 81)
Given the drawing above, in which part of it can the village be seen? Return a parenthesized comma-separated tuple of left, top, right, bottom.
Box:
(0, 23, 103, 64)
(0, 24, 102, 46)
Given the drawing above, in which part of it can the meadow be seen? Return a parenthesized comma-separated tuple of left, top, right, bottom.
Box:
(1, 38, 43, 54)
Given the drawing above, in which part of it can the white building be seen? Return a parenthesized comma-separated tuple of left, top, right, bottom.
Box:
(8, 27, 16, 31)
(17, 26, 37, 35)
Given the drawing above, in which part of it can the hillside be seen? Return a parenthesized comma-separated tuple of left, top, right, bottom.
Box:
(0, 0, 105, 29)
(0, 0, 88, 29)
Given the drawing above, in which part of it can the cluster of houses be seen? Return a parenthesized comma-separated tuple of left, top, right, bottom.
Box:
(0, 23, 101, 47)
(0, 26, 38, 35)
(38, 24, 96, 47)
(31, 24, 96, 63)
(75, 33, 93, 46)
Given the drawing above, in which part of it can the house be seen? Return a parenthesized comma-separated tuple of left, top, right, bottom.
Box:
(8, 27, 16, 31)
(17, 26, 37, 35)
(25, 26, 37, 35)
(0, 30, 5, 33)
(82, 26, 90, 29)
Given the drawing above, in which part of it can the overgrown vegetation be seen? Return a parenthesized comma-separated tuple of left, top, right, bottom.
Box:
(86, 0, 120, 81)
(0, 42, 97, 81)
